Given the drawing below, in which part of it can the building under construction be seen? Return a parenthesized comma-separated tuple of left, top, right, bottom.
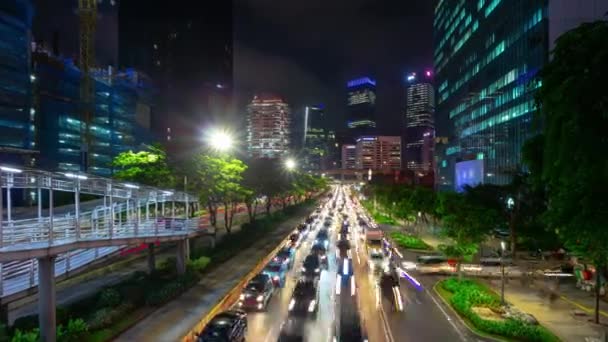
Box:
(0, 0, 154, 177)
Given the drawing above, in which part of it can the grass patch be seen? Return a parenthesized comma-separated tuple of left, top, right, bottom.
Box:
(389, 231, 431, 250)
(361, 200, 397, 225)
(87, 307, 153, 342)
(437, 278, 560, 342)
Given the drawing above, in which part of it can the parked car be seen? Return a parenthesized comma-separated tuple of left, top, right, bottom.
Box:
(238, 274, 275, 311)
(198, 310, 247, 341)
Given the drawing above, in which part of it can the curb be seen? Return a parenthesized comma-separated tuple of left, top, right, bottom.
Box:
(432, 282, 506, 342)
(560, 295, 608, 318)
(180, 202, 317, 342)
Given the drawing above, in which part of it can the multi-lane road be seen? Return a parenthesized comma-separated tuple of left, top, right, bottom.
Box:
(208, 185, 484, 342)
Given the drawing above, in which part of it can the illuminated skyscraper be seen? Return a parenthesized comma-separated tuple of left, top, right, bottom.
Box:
(346, 77, 377, 135)
(303, 105, 335, 170)
(405, 71, 435, 173)
(355, 136, 401, 171)
(247, 94, 291, 159)
(341, 144, 357, 170)
(434, 0, 608, 188)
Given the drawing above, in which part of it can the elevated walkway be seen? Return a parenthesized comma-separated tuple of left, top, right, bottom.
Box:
(0, 165, 200, 301)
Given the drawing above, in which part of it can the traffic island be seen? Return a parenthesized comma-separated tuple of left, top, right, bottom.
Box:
(435, 278, 561, 342)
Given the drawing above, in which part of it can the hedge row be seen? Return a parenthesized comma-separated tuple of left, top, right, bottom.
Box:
(440, 278, 559, 342)
(389, 231, 431, 250)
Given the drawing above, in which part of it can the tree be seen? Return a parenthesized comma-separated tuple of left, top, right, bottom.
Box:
(534, 20, 608, 323)
(195, 154, 247, 234)
(437, 189, 499, 279)
(111, 144, 174, 187)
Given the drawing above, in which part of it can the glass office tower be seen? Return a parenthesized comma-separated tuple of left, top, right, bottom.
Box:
(434, 0, 608, 187)
(346, 77, 377, 136)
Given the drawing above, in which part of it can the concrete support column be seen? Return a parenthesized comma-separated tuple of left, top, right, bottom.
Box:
(148, 243, 156, 274)
(38, 256, 57, 342)
(176, 239, 188, 275)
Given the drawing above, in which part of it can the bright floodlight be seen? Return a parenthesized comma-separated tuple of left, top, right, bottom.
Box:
(209, 129, 233, 151)
(285, 158, 297, 171)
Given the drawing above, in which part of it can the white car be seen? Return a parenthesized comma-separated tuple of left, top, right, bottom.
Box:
(368, 249, 388, 273)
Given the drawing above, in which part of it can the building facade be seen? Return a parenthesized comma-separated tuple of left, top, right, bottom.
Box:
(355, 136, 401, 171)
(32, 53, 155, 176)
(0, 0, 36, 166)
(246, 94, 291, 159)
(346, 77, 377, 135)
(433, 0, 608, 188)
(405, 71, 435, 173)
(302, 105, 335, 170)
(341, 144, 357, 170)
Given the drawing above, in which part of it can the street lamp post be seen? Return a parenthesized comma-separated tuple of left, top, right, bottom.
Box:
(501, 240, 507, 305)
(285, 158, 296, 171)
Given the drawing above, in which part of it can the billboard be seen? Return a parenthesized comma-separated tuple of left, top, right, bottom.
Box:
(454, 159, 484, 192)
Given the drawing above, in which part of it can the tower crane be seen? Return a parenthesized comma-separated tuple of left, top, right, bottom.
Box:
(78, 0, 97, 171)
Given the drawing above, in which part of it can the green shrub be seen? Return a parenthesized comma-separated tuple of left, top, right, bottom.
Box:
(9, 329, 38, 342)
(439, 279, 559, 342)
(87, 303, 135, 330)
(97, 288, 121, 308)
(389, 232, 431, 250)
(57, 319, 89, 342)
(188, 256, 211, 273)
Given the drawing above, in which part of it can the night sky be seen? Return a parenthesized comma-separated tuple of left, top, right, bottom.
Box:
(234, 0, 436, 135)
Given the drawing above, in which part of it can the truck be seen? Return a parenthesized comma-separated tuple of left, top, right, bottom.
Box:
(365, 229, 384, 251)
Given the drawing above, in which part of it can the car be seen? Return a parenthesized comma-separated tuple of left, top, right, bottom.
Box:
(273, 247, 295, 269)
(238, 274, 274, 311)
(277, 318, 305, 342)
(480, 251, 512, 266)
(301, 254, 321, 278)
(198, 309, 247, 342)
(315, 229, 330, 247)
(416, 254, 447, 265)
(263, 262, 288, 287)
(368, 248, 388, 274)
(311, 242, 328, 267)
(296, 223, 308, 235)
(288, 279, 319, 316)
(288, 232, 301, 248)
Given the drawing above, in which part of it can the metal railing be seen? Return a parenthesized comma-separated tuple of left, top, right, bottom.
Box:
(0, 165, 201, 298)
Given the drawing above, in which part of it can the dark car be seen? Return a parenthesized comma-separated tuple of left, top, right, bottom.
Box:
(198, 310, 247, 342)
(238, 274, 274, 311)
(337, 239, 351, 258)
(296, 223, 308, 234)
(263, 262, 288, 287)
(301, 254, 321, 278)
(311, 242, 328, 267)
(273, 247, 295, 269)
(288, 279, 319, 316)
(289, 232, 301, 248)
(277, 318, 305, 342)
(315, 230, 330, 247)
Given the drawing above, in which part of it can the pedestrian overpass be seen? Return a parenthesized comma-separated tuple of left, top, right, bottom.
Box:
(1, 165, 200, 340)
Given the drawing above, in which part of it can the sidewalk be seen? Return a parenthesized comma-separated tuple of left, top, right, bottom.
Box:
(115, 205, 314, 341)
(484, 277, 608, 341)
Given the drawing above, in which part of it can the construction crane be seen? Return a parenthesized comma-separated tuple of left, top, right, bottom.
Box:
(78, 0, 97, 172)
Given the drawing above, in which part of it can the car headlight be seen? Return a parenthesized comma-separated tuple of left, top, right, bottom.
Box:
(256, 295, 264, 302)
(301, 266, 306, 272)
(273, 275, 280, 281)
(308, 300, 316, 312)
(239, 294, 245, 300)
(315, 268, 320, 273)
(288, 299, 296, 311)
(320, 255, 327, 260)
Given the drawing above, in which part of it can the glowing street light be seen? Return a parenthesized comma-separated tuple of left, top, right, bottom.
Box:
(285, 158, 297, 171)
(208, 129, 234, 152)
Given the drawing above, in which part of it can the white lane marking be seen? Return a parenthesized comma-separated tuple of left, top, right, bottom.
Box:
(264, 326, 275, 342)
(426, 289, 467, 342)
(379, 303, 396, 342)
(351, 276, 356, 296)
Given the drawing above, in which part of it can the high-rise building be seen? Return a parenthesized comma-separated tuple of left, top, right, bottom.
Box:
(341, 144, 357, 170)
(0, 0, 36, 166)
(355, 136, 401, 171)
(302, 105, 336, 171)
(346, 77, 377, 135)
(247, 94, 291, 159)
(434, 0, 608, 188)
(405, 71, 435, 173)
